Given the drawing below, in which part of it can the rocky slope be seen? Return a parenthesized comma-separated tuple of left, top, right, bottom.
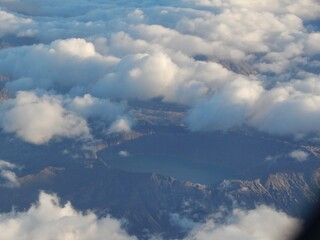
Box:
(0, 161, 319, 239)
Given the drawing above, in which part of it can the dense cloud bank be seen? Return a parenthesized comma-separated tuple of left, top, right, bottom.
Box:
(0, 192, 300, 240)
(0, 0, 319, 143)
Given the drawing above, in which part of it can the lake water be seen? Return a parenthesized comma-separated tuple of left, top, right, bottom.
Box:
(105, 154, 237, 184)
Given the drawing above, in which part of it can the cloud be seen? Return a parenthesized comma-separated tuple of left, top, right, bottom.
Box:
(0, 170, 20, 188)
(0, 9, 35, 38)
(0, 192, 301, 240)
(0, 38, 117, 94)
(0, 160, 20, 188)
(264, 155, 281, 162)
(0, 160, 17, 170)
(249, 85, 320, 135)
(289, 150, 309, 162)
(107, 118, 132, 134)
(0, 91, 90, 144)
(66, 94, 126, 122)
(177, 4, 304, 61)
(51, 38, 97, 58)
(0, 1, 318, 238)
(185, 206, 300, 240)
(92, 50, 179, 100)
(129, 24, 214, 57)
(0, 191, 137, 240)
(0, 91, 130, 144)
(188, 0, 320, 20)
(305, 33, 320, 55)
(187, 76, 320, 136)
(0, 0, 94, 17)
(118, 151, 130, 157)
(186, 78, 263, 131)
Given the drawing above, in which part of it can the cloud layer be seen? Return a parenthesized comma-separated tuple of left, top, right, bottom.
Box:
(0, 0, 319, 143)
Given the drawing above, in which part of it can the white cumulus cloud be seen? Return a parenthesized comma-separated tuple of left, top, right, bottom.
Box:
(108, 118, 132, 134)
(0, 9, 35, 38)
(0, 91, 90, 144)
(289, 150, 309, 162)
(66, 94, 126, 122)
(0, 191, 137, 240)
(185, 206, 300, 240)
(186, 78, 263, 131)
